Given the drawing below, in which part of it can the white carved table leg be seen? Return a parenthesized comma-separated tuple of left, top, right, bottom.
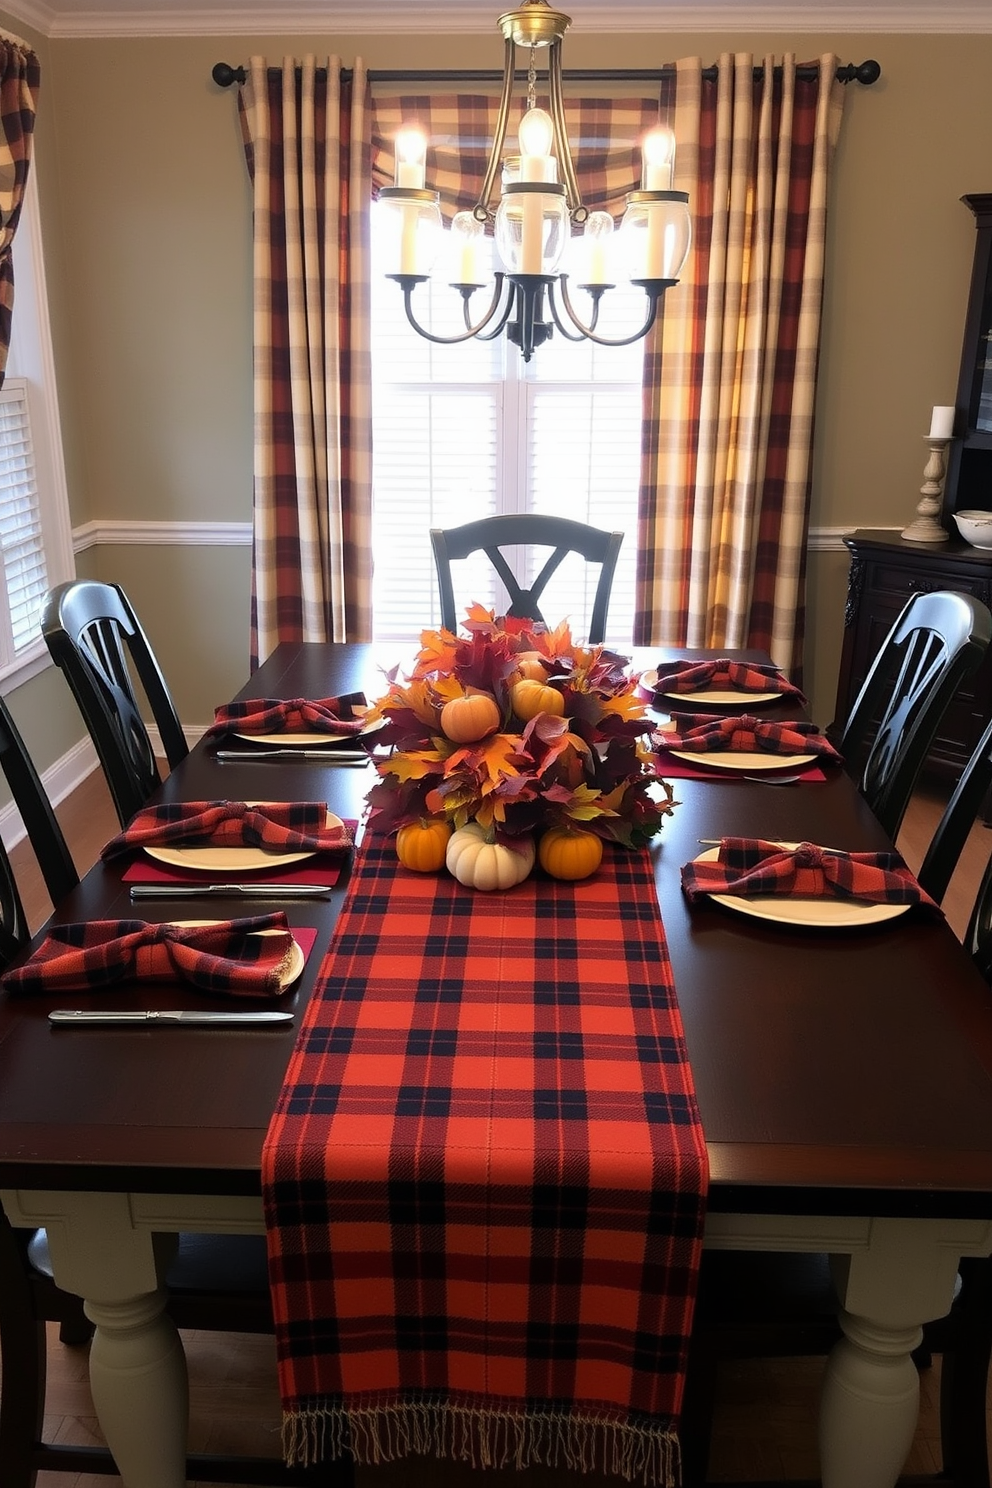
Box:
(2, 1189, 188, 1488)
(820, 1217, 986, 1488)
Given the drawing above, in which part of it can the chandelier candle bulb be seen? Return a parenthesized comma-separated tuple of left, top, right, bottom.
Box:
(642, 126, 676, 191)
(519, 107, 555, 273)
(929, 405, 956, 440)
(395, 127, 426, 274)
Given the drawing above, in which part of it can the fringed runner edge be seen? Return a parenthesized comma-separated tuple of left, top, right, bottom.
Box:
(282, 1400, 681, 1487)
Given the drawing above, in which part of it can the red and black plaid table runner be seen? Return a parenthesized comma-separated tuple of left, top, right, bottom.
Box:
(262, 833, 708, 1485)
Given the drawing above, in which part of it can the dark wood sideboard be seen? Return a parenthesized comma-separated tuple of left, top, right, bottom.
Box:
(831, 528, 992, 782)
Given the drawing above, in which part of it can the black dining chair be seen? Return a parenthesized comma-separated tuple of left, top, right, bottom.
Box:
(41, 580, 189, 829)
(680, 712, 992, 1488)
(430, 514, 623, 643)
(836, 588, 992, 841)
(0, 694, 339, 1486)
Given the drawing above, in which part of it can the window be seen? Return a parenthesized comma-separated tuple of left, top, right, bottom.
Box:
(0, 166, 73, 688)
(371, 226, 644, 646)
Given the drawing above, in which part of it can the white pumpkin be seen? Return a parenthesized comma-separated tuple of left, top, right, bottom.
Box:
(445, 822, 535, 891)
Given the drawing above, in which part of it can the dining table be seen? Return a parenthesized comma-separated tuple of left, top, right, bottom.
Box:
(2, 639, 992, 1488)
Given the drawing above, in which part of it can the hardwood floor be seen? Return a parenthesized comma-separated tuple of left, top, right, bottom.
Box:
(7, 768, 991, 1486)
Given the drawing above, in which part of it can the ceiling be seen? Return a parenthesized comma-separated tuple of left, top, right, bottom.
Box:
(0, 0, 985, 39)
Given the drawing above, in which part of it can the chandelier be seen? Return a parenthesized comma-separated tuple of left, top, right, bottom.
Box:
(375, 0, 691, 362)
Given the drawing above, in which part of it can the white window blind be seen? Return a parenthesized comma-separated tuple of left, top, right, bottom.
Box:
(371, 223, 645, 647)
(0, 377, 47, 666)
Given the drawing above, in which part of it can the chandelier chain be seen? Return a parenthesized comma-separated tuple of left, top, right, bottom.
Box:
(527, 47, 537, 112)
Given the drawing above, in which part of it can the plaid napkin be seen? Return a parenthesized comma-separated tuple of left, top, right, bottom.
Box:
(681, 837, 939, 909)
(206, 692, 368, 738)
(100, 801, 353, 861)
(263, 833, 708, 1484)
(657, 713, 842, 761)
(1, 912, 297, 997)
(653, 659, 807, 704)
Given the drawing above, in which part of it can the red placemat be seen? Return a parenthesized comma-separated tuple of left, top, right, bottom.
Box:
(262, 833, 708, 1484)
(656, 758, 828, 782)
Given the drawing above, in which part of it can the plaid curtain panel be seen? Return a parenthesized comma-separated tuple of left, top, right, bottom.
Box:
(238, 58, 374, 667)
(635, 55, 848, 681)
(263, 833, 708, 1484)
(0, 37, 38, 387)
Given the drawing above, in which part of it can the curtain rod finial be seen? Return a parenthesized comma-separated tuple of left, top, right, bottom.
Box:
(212, 62, 245, 88)
(840, 59, 881, 85)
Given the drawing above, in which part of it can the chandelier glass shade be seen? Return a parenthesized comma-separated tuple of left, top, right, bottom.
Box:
(376, 0, 691, 362)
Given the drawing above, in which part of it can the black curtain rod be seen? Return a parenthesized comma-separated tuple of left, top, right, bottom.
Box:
(212, 59, 881, 89)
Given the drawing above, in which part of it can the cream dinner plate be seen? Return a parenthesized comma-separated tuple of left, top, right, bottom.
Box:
(144, 808, 343, 873)
(169, 921, 305, 989)
(234, 718, 385, 747)
(694, 845, 910, 929)
(668, 749, 816, 773)
(638, 668, 781, 706)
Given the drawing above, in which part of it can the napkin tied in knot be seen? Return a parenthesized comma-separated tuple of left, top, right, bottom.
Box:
(658, 713, 841, 761)
(101, 801, 352, 860)
(653, 659, 807, 704)
(1, 913, 297, 998)
(680, 837, 938, 910)
(207, 692, 368, 737)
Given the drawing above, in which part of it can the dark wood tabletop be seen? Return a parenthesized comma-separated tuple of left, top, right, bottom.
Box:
(2, 641, 992, 1223)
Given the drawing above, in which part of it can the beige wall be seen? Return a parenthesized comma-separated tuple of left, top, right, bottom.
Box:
(6, 21, 992, 762)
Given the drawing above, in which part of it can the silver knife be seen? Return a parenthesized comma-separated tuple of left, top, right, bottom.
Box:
(129, 883, 334, 899)
(215, 749, 370, 763)
(49, 1009, 294, 1026)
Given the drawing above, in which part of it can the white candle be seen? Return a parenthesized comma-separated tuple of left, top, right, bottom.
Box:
(642, 126, 675, 191)
(929, 405, 956, 440)
(394, 128, 427, 275)
(399, 206, 419, 275)
(518, 109, 555, 275)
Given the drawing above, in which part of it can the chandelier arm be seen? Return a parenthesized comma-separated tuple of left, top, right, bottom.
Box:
(547, 37, 584, 220)
(396, 275, 510, 345)
(472, 284, 519, 342)
(552, 274, 670, 348)
(547, 278, 604, 340)
(475, 35, 517, 221)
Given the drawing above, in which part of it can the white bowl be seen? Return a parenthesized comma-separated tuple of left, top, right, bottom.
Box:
(954, 510, 992, 549)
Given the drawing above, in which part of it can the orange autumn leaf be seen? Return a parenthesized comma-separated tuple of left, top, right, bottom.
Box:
(379, 745, 447, 783)
(412, 629, 460, 678)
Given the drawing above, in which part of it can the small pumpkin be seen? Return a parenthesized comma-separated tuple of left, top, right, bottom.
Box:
(396, 817, 452, 873)
(538, 825, 604, 882)
(516, 651, 548, 681)
(511, 678, 565, 722)
(440, 691, 501, 743)
(446, 821, 535, 891)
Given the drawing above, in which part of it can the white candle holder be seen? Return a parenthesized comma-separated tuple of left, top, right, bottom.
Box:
(901, 436, 951, 543)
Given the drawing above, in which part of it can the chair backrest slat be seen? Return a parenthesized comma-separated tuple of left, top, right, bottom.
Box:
(431, 515, 623, 644)
(42, 581, 188, 828)
(839, 589, 992, 840)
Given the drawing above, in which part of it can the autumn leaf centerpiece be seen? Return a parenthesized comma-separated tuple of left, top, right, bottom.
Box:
(365, 606, 676, 888)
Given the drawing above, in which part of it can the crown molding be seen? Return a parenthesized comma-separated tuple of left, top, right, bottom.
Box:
(2, 1, 990, 39)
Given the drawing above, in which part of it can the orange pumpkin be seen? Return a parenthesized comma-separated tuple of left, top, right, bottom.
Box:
(396, 817, 452, 873)
(511, 678, 565, 722)
(516, 652, 547, 681)
(440, 691, 501, 743)
(538, 826, 604, 881)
